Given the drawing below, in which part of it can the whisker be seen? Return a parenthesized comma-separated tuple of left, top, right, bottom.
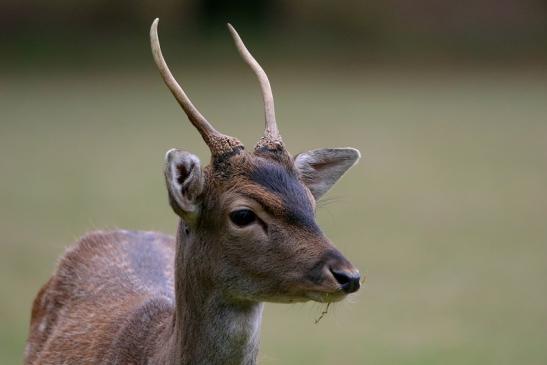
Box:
(360, 274, 367, 286)
(316, 196, 342, 209)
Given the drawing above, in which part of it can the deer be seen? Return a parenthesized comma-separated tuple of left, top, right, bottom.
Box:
(24, 18, 362, 365)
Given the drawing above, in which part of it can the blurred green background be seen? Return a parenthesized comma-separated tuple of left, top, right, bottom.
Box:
(1, 1, 547, 364)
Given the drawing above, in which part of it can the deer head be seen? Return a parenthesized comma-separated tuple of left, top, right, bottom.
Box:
(151, 19, 361, 304)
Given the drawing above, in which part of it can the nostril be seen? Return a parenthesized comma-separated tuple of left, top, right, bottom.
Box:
(331, 269, 350, 285)
(330, 268, 361, 294)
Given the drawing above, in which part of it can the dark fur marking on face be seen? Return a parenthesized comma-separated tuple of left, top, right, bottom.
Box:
(248, 161, 319, 232)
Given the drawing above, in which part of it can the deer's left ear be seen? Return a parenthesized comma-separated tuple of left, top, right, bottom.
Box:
(294, 148, 361, 200)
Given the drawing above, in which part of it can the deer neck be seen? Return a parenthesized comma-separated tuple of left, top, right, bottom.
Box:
(162, 221, 263, 365)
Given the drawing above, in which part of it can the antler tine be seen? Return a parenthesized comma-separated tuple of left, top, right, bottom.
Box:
(150, 19, 242, 155)
(227, 24, 282, 147)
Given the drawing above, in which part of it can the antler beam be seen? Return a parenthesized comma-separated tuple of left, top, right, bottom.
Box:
(227, 24, 282, 148)
(150, 18, 242, 155)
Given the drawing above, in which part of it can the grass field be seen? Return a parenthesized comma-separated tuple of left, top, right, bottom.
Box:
(1, 66, 546, 364)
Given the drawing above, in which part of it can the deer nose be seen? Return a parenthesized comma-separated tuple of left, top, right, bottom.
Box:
(330, 268, 361, 294)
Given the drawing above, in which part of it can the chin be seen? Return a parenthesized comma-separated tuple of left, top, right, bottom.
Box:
(253, 290, 343, 304)
(305, 291, 347, 303)
(258, 295, 310, 304)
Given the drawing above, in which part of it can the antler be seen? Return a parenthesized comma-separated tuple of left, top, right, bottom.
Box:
(150, 18, 242, 156)
(227, 24, 283, 150)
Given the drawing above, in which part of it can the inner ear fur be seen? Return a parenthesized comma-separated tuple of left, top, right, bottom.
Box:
(164, 149, 204, 220)
(294, 147, 361, 200)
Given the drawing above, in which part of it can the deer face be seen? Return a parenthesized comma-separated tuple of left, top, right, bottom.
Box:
(165, 148, 361, 303)
(152, 19, 362, 303)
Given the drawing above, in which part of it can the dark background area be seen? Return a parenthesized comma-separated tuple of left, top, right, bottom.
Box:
(2, 0, 547, 69)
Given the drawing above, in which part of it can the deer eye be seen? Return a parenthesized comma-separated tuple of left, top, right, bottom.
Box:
(230, 209, 257, 227)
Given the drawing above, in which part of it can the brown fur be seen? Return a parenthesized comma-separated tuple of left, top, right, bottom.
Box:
(25, 230, 175, 364)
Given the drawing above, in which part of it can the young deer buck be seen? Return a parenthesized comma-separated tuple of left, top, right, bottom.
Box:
(24, 19, 362, 365)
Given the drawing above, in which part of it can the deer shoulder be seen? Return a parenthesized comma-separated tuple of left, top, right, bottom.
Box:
(25, 230, 176, 364)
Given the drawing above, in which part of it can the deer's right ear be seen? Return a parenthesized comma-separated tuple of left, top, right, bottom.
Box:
(164, 149, 204, 220)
